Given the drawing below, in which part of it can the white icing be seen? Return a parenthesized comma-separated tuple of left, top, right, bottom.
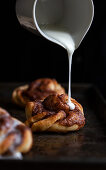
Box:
(0, 118, 20, 144)
(0, 116, 22, 158)
(41, 25, 75, 110)
(0, 152, 23, 160)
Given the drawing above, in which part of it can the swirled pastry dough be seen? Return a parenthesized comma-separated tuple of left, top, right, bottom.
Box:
(12, 78, 65, 107)
(25, 94, 85, 133)
(0, 108, 33, 155)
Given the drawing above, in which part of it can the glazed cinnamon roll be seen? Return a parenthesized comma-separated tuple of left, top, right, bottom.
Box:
(12, 78, 65, 107)
(0, 108, 33, 156)
(25, 94, 85, 133)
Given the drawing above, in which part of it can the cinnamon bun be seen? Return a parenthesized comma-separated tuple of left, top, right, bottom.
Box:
(0, 108, 33, 155)
(12, 78, 65, 107)
(25, 94, 85, 133)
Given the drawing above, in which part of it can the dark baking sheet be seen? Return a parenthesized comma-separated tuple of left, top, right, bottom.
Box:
(0, 83, 106, 169)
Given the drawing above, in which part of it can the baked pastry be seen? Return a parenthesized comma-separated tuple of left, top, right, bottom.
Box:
(0, 108, 33, 156)
(25, 94, 85, 133)
(12, 78, 65, 107)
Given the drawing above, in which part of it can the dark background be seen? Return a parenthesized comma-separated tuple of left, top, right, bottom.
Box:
(1, 0, 106, 97)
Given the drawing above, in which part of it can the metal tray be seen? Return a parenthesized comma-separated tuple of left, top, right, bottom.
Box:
(0, 83, 106, 169)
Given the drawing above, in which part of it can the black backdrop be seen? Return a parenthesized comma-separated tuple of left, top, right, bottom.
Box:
(1, 0, 106, 97)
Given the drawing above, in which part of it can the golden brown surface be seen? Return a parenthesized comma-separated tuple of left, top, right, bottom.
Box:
(0, 108, 33, 155)
(25, 94, 85, 133)
(12, 78, 65, 107)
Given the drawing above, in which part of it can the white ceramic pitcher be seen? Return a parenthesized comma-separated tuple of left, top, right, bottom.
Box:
(16, 0, 94, 49)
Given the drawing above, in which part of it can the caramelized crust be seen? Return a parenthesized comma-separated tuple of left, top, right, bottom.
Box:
(12, 78, 65, 107)
(0, 108, 33, 155)
(25, 94, 85, 133)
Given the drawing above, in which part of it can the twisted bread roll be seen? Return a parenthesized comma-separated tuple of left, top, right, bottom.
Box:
(0, 108, 33, 155)
(12, 78, 65, 107)
(25, 94, 85, 133)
